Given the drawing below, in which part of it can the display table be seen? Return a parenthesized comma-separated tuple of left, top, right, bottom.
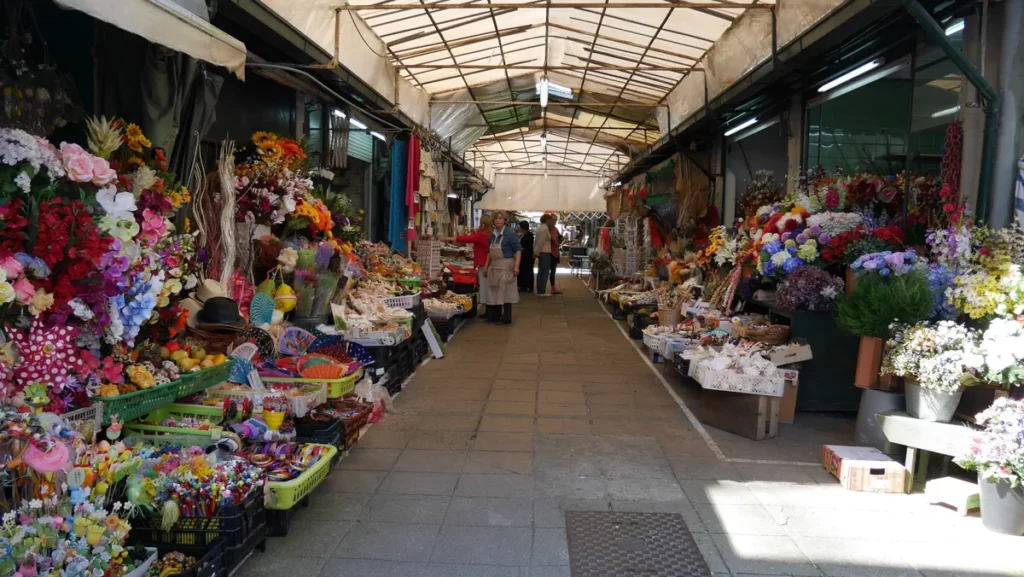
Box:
(748, 300, 861, 412)
(875, 410, 977, 493)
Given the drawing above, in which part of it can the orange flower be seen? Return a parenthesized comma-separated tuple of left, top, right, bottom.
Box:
(252, 131, 277, 146)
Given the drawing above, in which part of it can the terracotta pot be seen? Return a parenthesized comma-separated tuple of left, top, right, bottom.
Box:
(854, 336, 883, 389)
(845, 268, 857, 296)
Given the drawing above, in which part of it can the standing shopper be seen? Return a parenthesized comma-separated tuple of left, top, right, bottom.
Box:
(442, 214, 492, 316)
(483, 212, 522, 324)
(517, 221, 535, 293)
(549, 214, 563, 295)
(535, 214, 553, 297)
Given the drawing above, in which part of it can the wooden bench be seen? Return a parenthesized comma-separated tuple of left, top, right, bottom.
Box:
(875, 410, 977, 494)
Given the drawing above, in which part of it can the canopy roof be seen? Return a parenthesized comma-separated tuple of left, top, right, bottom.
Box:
(341, 0, 775, 176)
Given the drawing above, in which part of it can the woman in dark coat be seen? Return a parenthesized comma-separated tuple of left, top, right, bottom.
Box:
(517, 221, 534, 293)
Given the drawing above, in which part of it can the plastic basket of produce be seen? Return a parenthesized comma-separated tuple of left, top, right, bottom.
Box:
(642, 330, 665, 351)
(264, 369, 362, 400)
(101, 362, 233, 425)
(125, 403, 225, 438)
(62, 403, 103, 441)
(383, 293, 421, 309)
(205, 382, 327, 418)
(128, 486, 265, 550)
(146, 540, 225, 577)
(266, 444, 337, 510)
(396, 277, 422, 290)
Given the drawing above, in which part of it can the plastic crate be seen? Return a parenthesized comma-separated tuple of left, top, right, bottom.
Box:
(452, 280, 477, 294)
(266, 502, 304, 537)
(266, 444, 337, 510)
(128, 486, 265, 551)
(329, 398, 373, 439)
(294, 415, 342, 440)
(460, 293, 479, 318)
(264, 369, 361, 400)
(433, 318, 455, 342)
(642, 331, 664, 351)
(383, 293, 421, 309)
(102, 361, 233, 425)
(62, 403, 103, 442)
(222, 523, 267, 575)
(155, 539, 224, 577)
(205, 381, 327, 418)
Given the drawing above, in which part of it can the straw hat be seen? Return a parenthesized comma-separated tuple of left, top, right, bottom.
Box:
(182, 279, 228, 328)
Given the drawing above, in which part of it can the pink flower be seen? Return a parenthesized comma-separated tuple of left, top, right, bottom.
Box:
(59, 142, 87, 157)
(13, 278, 34, 305)
(139, 208, 167, 244)
(1, 256, 23, 279)
(63, 152, 94, 183)
(90, 156, 118, 186)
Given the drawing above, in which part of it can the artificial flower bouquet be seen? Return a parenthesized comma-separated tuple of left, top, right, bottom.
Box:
(963, 318, 1024, 390)
(739, 170, 783, 218)
(0, 495, 133, 577)
(954, 398, 1024, 487)
(755, 222, 826, 280)
(946, 225, 1024, 319)
(881, 321, 978, 393)
(776, 267, 844, 311)
(821, 224, 904, 265)
(234, 131, 312, 227)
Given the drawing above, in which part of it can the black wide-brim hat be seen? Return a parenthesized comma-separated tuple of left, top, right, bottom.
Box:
(196, 296, 247, 333)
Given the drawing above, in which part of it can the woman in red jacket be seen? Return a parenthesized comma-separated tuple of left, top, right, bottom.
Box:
(443, 214, 492, 315)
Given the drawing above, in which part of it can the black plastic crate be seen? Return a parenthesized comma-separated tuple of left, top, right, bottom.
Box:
(460, 293, 479, 319)
(294, 416, 342, 440)
(143, 539, 224, 577)
(612, 305, 628, 320)
(222, 522, 267, 575)
(266, 497, 309, 537)
(129, 487, 265, 551)
(433, 318, 455, 342)
(452, 282, 476, 295)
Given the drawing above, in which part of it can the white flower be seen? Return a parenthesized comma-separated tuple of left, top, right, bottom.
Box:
(29, 498, 43, 509)
(14, 171, 32, 193)
(68, 298, 95, 321)
(820, 285, 838, 300)
(0, 128, 65, 179)
(132, 165, 158, 192)
(2, 510, 15, 526)
(770, 251, 790, 267)
(97, 185, 137, 218)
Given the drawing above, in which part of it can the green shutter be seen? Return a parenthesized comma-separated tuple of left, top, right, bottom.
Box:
(349, 131, 373, 163)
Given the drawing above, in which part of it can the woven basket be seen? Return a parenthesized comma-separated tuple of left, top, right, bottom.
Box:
(745, 324, 790, 346)
(186, 325, 240, 354)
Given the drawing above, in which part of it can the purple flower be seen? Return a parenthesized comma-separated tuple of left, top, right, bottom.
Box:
(764, 260, 777, 276)
(880, 268, 891, 276)
(796, 234, 809, 244)
(863, 260, 878, 270)
(764, 241, 783, 255)
(808, 225, 822, 237)
(819, 233, 832, 245)
(781, 232, 793, 242)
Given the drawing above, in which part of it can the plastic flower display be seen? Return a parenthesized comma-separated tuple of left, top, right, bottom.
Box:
(955, 398, 1024, 487)
(849, 250, 923, 277)
(947, 225, 1024, 319)
(776, 267, 844, 311)
(234, 131, 313, 226)
(964, 318, 1024, 390)
(881, 321, 979, 393)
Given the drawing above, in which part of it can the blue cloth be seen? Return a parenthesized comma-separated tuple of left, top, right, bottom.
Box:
(388, 140, 408, 252)
(489, 226, 521, 258)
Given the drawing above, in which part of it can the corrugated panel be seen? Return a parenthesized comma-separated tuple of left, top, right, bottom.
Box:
(349, 131, 373, 163)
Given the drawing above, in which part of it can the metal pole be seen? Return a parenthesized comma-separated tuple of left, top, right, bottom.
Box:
(397, 64, 701, 71)
(429, 100, 662, 107)
(335, 2, 775, 9)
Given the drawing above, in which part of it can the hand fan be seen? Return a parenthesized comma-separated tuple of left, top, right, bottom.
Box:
(249, 293, 275, 327)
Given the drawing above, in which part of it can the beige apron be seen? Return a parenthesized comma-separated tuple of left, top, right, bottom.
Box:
(486, 239, 519, 306)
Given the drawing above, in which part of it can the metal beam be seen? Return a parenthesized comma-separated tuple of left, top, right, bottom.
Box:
(338, 2, 771, 9)
(398, 64, 701, 70)
(430, 99, 658, 107)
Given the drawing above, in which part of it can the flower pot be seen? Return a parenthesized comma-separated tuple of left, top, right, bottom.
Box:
(853, 388, 906, 452)
(978, 474, 1024, 535)
(845, 267, 857, 296)
(263, 410, 285, 431)
(904, 381, 962, 422)
(854, 336, 883, 389)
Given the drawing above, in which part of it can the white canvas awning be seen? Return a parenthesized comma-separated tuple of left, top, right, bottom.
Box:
(56, 0, 247, 80)
(478, 163, 606, 211)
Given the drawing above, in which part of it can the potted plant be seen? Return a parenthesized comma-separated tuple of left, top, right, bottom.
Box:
(881, 321, 978, 422)
(964, 318, 1024, 391)
(775, 267, 844, 312)
(837, 252, 935, 389)
(954, 398, 1024, 535)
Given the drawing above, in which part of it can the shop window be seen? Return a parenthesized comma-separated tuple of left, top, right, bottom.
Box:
(907, 45, 964, 177)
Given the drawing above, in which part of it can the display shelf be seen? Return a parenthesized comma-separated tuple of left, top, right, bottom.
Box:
(102, 361, 234, 425)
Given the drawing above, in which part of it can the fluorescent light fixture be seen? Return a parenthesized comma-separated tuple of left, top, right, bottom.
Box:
(538, 77, 549, 108)
(447, 193, 458, 199)
(818, 59, 883, 93)
(548, 81, 573, 99)
(370, 131, 386, 141)
(541, 133, 547, 151)
(724, 117, 758, 137)
(945, 19, 964, 36)
(612, 181, 621, 187)
(349, 117, 368, 130)
(332, 109, 346, 118)
(931, 105, 960, 118)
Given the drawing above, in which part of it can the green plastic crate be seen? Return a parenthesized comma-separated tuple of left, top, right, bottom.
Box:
(125, 403, 225, 437)
(102, 360, 234, 425)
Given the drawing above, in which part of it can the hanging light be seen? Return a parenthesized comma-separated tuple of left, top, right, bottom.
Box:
(724, 117, 758, 137)
(818, 59, 883, 93)
(370, 131, 386, 141)
(541, 132, 547, 152)
(945, 19, 965, 36)
(349, 117, 368, 129)
(447, 193, 459, 199)
(538, 77, 549, 108)
(931, 105, 960, 118)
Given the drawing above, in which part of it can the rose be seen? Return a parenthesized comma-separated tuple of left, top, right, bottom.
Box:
(90, 157, 118, 186)
(13, 278, 34, 304)
(1, 256, 23, 279)
(63, 152, 95, 183)
(0, 281, 14, 305)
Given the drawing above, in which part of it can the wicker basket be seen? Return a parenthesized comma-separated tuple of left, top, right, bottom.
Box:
(187, 325, 242, 354)
(744, 324, 790, 346)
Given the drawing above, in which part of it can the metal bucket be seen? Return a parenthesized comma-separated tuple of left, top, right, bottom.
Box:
(979, 475, 1024, 535)
(904, 382, 962, 422)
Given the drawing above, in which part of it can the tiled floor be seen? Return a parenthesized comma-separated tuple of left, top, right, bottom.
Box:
(238, 275, 1023, 577)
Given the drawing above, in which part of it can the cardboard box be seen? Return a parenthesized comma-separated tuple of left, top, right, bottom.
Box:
(698, 389, 780, 441)
(777, 368, 800, 424)
(693, 361, 786, 397)
(769, 340, 813, 366)
(822, 445, 906, 494)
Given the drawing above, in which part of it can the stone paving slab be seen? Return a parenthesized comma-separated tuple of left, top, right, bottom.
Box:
(237, 276, 1022, 577)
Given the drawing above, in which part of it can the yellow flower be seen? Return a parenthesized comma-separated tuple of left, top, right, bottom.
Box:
(252, 131, 277, 145)
(29, 289, 54, 316)
(258, 141, 283, 162)
(180, 186, 191, 203)
(183, 217, 191, 233)
(125, 123, 151, 153)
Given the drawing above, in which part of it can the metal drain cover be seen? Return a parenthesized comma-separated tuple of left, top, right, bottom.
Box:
(564, 511, 712, 577)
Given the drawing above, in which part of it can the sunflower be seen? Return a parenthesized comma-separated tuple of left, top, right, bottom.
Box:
(125, 123, 152, 153)
(252, 131, 277, 146)
(257, 140, 283, 162)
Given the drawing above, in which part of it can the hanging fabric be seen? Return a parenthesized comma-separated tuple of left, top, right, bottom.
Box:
(406, 134, 420, 244)
(330, 104, 350, 169)
(389, 139, 408, 253)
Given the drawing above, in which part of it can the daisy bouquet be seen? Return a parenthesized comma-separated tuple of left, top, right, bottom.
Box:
(881, 321, 979, 393)
(955, 398, 1024, 487)
(964, 318, 1024, 389)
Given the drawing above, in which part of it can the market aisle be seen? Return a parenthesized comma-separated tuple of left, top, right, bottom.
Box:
(238, 275, 1024, 577)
